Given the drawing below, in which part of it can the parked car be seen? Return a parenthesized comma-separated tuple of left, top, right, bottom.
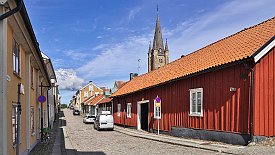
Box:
(83, 114, 95, 124)
(94, 111, 114, 130)
(73, 109, 80, 115)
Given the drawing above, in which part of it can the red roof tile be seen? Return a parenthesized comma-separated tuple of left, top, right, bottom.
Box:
(112, 17, 275, 97)
(88, 94, 104, 106)
(97, 97, 112, 105)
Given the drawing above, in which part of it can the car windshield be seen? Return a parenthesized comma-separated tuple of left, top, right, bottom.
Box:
(87, 116, 94, 118)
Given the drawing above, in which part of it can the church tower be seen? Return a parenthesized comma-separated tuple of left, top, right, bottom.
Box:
(148, 9, 169, 72)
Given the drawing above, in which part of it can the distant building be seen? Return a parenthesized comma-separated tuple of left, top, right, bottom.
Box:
(74, 81, 103, 113)
(148, 12, 169, 72)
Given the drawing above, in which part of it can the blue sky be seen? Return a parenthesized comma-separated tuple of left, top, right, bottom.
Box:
(24, 0, 275, 104)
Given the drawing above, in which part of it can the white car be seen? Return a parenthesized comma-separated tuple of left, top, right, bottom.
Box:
(94, 111, 114, 130)
(83, 115, 95, 124)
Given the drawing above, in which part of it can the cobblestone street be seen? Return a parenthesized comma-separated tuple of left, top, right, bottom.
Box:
(63, 109, 225, 155)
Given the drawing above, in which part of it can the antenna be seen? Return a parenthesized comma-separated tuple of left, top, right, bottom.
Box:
(138, 59, 141, 74)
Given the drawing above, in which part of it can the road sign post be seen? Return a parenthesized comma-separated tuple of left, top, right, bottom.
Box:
(154, 96, 161, 135)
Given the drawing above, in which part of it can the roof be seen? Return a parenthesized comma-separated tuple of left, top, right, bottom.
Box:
(14, 0, 51, 85)
(97, 97, 112, 105)
(112, 17, 275, 97)
(88, 94, 104, 106)
(83, 96, 94, 105)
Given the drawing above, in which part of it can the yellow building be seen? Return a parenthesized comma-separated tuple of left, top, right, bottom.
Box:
(75, 81, 103, 113)
(0, 0, 54, 154)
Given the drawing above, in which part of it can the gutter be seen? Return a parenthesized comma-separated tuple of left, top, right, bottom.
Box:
(0, 0, 23, 20)
(243, 62, 254, 143)
(0, 0, 51, 85)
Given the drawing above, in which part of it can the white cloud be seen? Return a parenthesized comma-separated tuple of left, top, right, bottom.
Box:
(97, 36, 103, 39)
(56, 68, 84, 91)
(64, 50, 89, 60)
(128, 7, 142, 21)
(77, 35, 151, 87)
(59, 0, 275, 103)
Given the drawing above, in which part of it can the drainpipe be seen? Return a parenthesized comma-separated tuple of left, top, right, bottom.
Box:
(0, 0, 23, 20)
(124, 97, 126, 128)
(244, 63, 254, 142)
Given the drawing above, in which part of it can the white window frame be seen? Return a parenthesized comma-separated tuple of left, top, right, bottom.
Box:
(126, 103, 131, 118)
(89, 85, 93, 91)
(12, 38, 20, 76)
(30, 107, 35, 135)
(84, 91, 88, 98)
(117, 104, 121, 117)
(30, 67, 34, 88)
(189, 88, 203, 117)
(12, 104, 18, 147)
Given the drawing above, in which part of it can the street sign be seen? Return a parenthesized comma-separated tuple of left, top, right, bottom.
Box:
(38, 95, 46, 103)
(154, 96, 161, 135)
(154, 96, 161, 119)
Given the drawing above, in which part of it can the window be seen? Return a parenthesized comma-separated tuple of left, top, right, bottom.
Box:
(13, 38, 20, 75)
(189, 88, 203, 116)
(31, 67, 34, 88)
(89, 85, 93, 91)
(12, 104, 18, 146)
(30, 107, 35, 135)
(84, 91, 88, 98)
(126, 103, 131, 118)
(117, 104, 121, 117)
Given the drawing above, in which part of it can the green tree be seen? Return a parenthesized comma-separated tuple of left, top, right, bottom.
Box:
(61, 104, 68, 109)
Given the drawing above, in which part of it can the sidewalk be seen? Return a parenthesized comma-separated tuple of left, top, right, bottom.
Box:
(52, 111, 76, 155)
(114, 125, 245, 153)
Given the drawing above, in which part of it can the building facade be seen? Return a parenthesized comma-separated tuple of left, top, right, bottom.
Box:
(42, 52, 59, 128)
(112, 18, 275, 145)
(0, 0, 55, 154)
(74, 81, 103, 113)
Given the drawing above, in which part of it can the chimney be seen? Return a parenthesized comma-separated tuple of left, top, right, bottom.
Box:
(181, 55, 185, 58)
(130, 73, 138, 80)
(89, 80, 93, 83)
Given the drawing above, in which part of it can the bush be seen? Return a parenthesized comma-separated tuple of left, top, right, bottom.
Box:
(61, 104, 68, 109)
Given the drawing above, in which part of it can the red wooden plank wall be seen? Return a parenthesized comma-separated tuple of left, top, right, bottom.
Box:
(113, 63, 250, 134)
(254, 47, 275, 137)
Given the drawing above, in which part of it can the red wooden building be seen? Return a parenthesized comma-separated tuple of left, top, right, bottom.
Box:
(111, 17, 275, 145)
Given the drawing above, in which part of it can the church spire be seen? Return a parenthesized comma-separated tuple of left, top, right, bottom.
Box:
(165, 38, 169, 51)
(148, 4, 169, 72)
(152, 4, 164, 51)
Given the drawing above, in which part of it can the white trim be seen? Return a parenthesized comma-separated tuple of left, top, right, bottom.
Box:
(137, 100, 149, 104)
(80, 82, 103, 92)
(189, 88, 203, 117)
(254, 38, 275, 63)
(0, 7, 8, 154)
(26, 54, 31, 150)
(117, 104, 121, 117)
(126, 103, 132, 118)
(137, 100, 149, 130)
